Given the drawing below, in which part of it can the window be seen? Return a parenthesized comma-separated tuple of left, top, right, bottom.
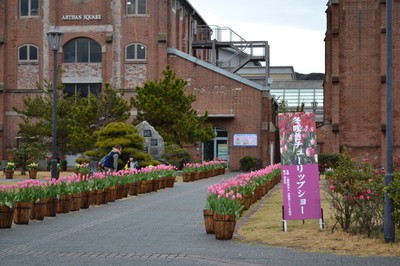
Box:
(172, 0, 177, 12)
(143, 130, 152, 137)
(18, 44, 38, 62)
(63, 83, 102, 98)
(20, 0, 39, 16)
(127, 0, 147, 15)
(63, 38, 101, 63)
(126, 43, 146, 61)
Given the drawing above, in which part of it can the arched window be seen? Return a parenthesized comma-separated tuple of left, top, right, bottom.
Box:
(126, 43, 147, 61)
(20, 0, 39, 17)
(63, 38, 101, 63)
(126, 0, 147, 15)
(18, 44, 38, 62)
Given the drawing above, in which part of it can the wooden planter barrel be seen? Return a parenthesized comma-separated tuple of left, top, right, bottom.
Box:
(13, 202, 32, 224)
(213, 214, 236, 240)
(0, 205, 14, 229)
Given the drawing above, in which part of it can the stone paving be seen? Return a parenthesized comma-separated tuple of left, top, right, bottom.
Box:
(0, 172, 398, 265)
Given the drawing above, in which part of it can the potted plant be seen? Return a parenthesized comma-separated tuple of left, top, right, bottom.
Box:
(75, 163, 90, 180)
(0, 185, 17, 228)
(206, 182, 243, 240)
(42, 178, 62, 217)
(212, 192, 243, 240)
(13, 181, 35, 224)
(27, 162, 39, 179)
(4, 162, 16, 179)
(28, 180, 47, 220)
(50, 163, 61, 179)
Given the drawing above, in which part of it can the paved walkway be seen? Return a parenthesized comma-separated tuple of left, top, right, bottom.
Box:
(0, 172, 398, 265)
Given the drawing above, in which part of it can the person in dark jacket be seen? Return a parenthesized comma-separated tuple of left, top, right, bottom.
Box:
(103, 144, 122, 172)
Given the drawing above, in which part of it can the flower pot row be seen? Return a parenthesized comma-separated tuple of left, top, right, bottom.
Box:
(0, 176, 177, 228)
(203, 164, 282, 240)
(182, 168, 225, 182)
(0, 165, 177, 229)
(182, 160, 227, 182)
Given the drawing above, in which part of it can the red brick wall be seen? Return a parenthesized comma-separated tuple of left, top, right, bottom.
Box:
(0, 0, 276, 171)
(168, 55, 275, 170)
(323, 0, 400, 167)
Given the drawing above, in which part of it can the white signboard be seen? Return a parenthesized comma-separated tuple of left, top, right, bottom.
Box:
(233, 134, 258, 146)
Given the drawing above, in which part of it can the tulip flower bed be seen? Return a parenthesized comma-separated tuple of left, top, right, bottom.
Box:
(203, 163, 281, 239)
(0, 165, 177, 228)
(182, 160, 226, 182)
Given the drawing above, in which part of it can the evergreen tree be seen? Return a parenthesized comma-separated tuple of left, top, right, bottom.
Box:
(13, 82, 132, 156)
(85, 122, 153, 167)
(132, 65, 215, 146)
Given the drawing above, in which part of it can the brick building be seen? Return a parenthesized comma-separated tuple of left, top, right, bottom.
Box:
(0, 0, 277, 170)
(322, 0, 400, 167)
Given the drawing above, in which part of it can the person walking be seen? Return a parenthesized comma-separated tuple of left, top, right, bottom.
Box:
(102, 144, 122, 172)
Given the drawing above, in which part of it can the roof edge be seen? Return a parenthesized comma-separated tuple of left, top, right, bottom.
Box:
(167, 48, 269, 92)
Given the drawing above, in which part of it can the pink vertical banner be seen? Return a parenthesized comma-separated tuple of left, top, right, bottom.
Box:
(278, 112, 321, 220)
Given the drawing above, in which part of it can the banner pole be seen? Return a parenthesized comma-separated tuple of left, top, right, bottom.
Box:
(282, 205, 287, 232)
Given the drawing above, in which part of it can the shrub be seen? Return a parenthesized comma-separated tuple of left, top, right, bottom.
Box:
(318, 153, 341, 172)
(163, 144, 190, 170)
(61, 160, 68, 171)
(240, 156, 258, 172)
(76, 157, 90, 164)
(385, 172, 400, 230)
(325, 149, 384, 237)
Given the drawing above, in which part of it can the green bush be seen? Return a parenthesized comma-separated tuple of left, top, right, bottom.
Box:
(386, 172, 400, 230)
(319, 153, 341, 172)
(163, 144, 190, 170)
(76, 157, 90, 164)
(325, 149, 384, 237)
(240, 156, 258, 172)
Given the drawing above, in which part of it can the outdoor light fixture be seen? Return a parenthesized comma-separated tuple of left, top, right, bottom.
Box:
(311, 100, 318, 113)
(47, 28, 63, 180)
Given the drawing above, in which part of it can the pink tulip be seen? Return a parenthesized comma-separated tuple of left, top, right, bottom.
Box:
(306, 147, 314, 157)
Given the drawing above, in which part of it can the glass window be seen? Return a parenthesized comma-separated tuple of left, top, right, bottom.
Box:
(20, 0, 39, 17)
(63, 38, 102, 63)
(143, 130, 152, 137)
(18, 44, 38, 62)
(126, 43, 147, 61)
(127, 0, 147, 15)
(150, 139, 158, 146)
(172, 0, 176, 12)
(63, 83, 102, 98)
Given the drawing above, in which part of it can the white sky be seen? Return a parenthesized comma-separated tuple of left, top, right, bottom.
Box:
(188, 0, 327, 74)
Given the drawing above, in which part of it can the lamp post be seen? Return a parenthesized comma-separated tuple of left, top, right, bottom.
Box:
(47, 28, 63, 180)
(311, 100, 318, 113)
(384, 0, 395, 243)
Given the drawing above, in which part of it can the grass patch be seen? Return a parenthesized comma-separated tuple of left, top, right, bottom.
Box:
(237, 181, 400, 257)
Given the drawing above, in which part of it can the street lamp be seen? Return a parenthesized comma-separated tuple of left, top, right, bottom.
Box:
(384, 0, 395, 243)
(47, 28, 63, 180)
(311, 100, 318, 113)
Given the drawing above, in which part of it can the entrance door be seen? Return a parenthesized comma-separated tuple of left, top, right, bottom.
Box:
(202, 127, 228, 162)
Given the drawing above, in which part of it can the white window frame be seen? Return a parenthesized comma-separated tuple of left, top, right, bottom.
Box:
(18, 44, 38, 63)
(63, 38, 102, 63)
(126, 0, 147, 15)
(20, 0, 39, 17)
(126, 43, 147, 62)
